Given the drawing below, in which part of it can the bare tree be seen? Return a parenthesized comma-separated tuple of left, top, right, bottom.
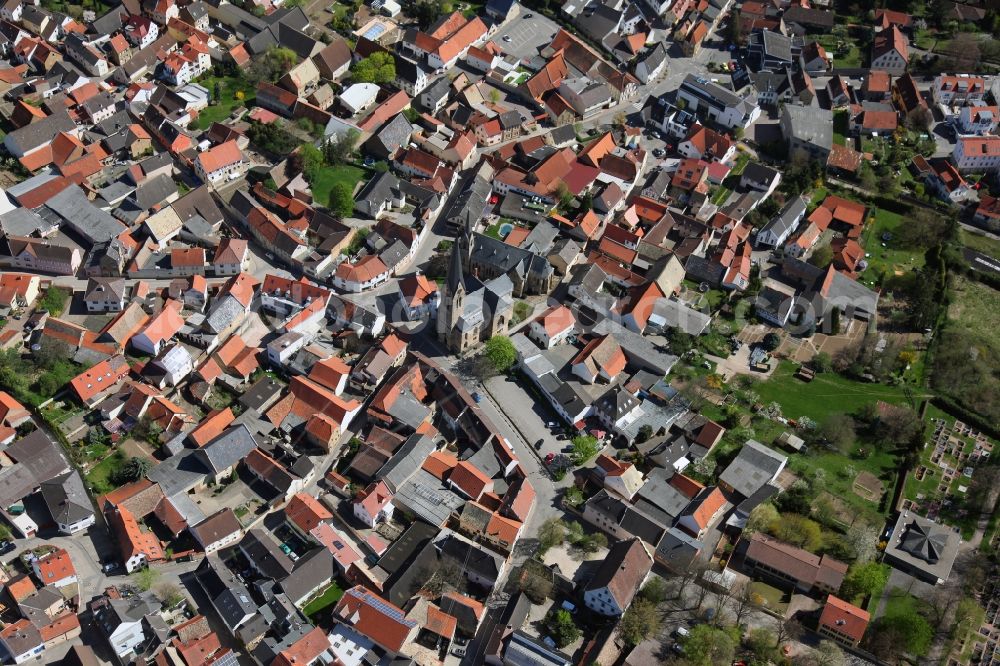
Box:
(691, 568, 711, 611)
(774, 618, 803, 648)
(731, 581, 755, 629)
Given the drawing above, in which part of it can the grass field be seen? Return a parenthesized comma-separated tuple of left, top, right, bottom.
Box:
(310, 165, 366, 209)
(960, 228, 1000, 257)
(85, 454, 125, 495)
(833, 110, 849, 146)
(754, 361, 912, 422)
(948, 277, 1000, 339)
(192, 75, 255, 129)
(860, 208, 925, 282)
(816, 34, 861, 68)
(303, 581, 345, 618)
(788, 448, 896, 524)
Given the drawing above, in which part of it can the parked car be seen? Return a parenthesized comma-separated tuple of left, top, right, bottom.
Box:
(535, 438, 544, 449)
(524, 12, 533, 17)
(0, 541, 14, 555)
(653, 148, 665, 158)
(451, 646, 466, 657)
(472, 392, 483, 403)
(101, 561, 118, 573)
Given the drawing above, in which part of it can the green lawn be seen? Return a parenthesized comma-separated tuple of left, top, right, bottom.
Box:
(833, 110, 848, 146)
(311, 165, 366, 210)
(754, 361, 911, 422)
(788, 447, 897, 525)
(960, 228, 1000, 258)
(750, 582, 789, 614)
(303, 581, 345, 618)
(860, 208, 925, 283)
(192, 75, 255, 129)
(816, 34, 861, 68)
(948, 277, 1000, 340)
(883, 588, 925, 618)
(85, 454, 125, 495)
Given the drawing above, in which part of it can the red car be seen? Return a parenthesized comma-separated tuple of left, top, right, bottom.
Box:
(545, 453, 555, 464)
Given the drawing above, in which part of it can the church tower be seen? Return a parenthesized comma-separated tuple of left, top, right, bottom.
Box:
(437, 233, 466, 347)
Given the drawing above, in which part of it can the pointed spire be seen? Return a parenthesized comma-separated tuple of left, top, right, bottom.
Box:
(446, 231, 465, 295)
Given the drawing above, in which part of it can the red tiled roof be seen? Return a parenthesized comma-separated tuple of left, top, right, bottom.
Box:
(819, 595, 870, 643)
(332, 587, 416, 653)
(285, 492, 333, 533)
(449, 461, 492, 500)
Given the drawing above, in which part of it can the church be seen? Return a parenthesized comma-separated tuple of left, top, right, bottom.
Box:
(437, 230, 515, 354)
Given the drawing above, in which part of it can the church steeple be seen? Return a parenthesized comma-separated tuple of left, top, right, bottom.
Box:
(437, 231, 467, 346)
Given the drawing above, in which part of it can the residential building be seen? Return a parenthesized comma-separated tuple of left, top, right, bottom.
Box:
(871, 25, 908, 75)
(933, 74, 987, 106)
(818, 595, 870, 647)
(781, 104, 833, 164)
(952, 136, 1000, 172)
(583, 538, 653, 616)
(194, 140, 248, 187)
(676, 74, 761, 129)
(743, 533, 848, 595)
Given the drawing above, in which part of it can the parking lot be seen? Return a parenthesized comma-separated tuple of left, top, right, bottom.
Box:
(495, 8, 561, 62)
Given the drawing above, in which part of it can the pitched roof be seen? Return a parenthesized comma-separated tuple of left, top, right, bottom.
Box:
(196, 140, 243, 174)
(584, 537, 652, 608)
(819, 594, 870, 643)
(284, 492, 332, 533)
(332, 586, 417, 653)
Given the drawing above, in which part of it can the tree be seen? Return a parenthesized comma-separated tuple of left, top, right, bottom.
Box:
(894, 207, 953, 250)
(840, 561, 889, 601)
(538, 517, 565, 552)
(37, 287, 69, 316)
(323, 129, 360, 165)
(639, 577, 667, 605)
(133, 566, 159, 591)
(0, 523, 10, 542)
(111, 457, 152, 486)
(807, 640, 847, 666)
(865, 609, 933, 659)
(773, 618, 803, 648)
(157, 583, 185, 609)
(745, 628, 782, 665)
(809, 241, 834, 268)
(667, 328, 695, 355)
(299, 143, 324, 177)
(213, 81, 221, 103)
(248, 47, 297, 84)
(731, 581, 756, 629)
(875, 403, 923, 449)
(815, 413, 856, 454)
(681, 624, 737, 666)
(771, 513, 822, 551)
(483, 336, 516, 373)
(744, 502, 779, 535)
(544, 609, 580, 648)
(570, 435, 599, 464)
(812, 351, 833, 373)
(555, 180, 573, 211)
(328, 182, 355, 218)
(419, 562, 461, 595)
(761, 333, 781, 352)
(618, 599, 660, 646)
(844, 521, 880, 562)
(351, 51, 395, 84)
(635, 424, 653, 444)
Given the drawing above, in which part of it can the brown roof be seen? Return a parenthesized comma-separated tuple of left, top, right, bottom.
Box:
(746, 533, 847, 590)
(585, 537, 652, 608)
(190, 508, 242, 548)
